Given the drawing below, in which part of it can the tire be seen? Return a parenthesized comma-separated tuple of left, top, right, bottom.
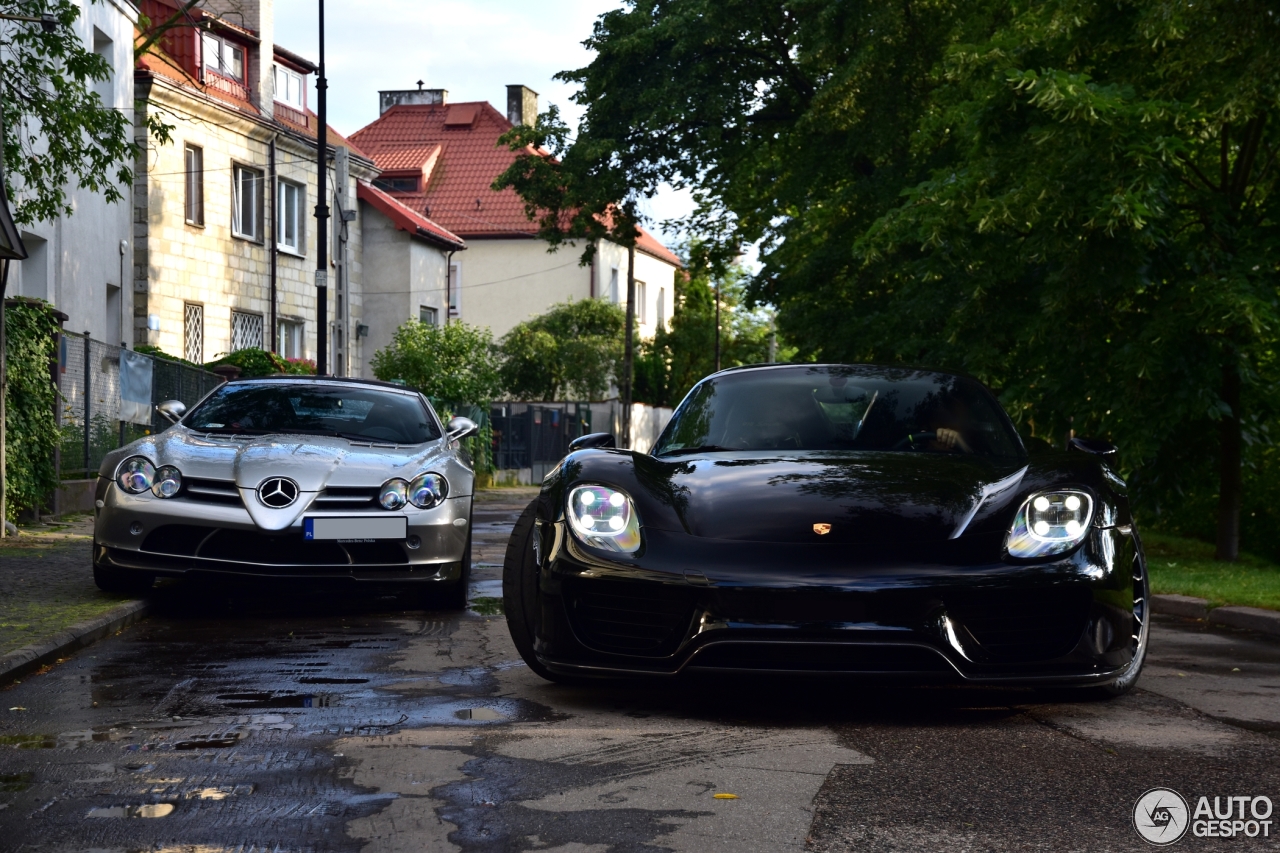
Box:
(503, 499, 578, 683)
(1082, 546, 1151, 700)
(92, 556, 155, 596)
(432, 518, 472, 612)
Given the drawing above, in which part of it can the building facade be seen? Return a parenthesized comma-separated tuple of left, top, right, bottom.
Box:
(131, 0, 405, 375)
(349, 86, 682, 348)
(7, 0, 139, 344)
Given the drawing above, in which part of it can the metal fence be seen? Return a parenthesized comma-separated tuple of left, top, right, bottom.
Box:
(57, 333, 223, 479)
(490, 401, 621, 481)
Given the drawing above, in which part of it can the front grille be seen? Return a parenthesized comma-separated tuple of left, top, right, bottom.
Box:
(565, 578, 696, 657)
(691, 642, 950, 673)
(181, 478, 241, 505)
(140, 524, 408, 566)
(947, 586, 1091, 662)
(312, 486, 379, 510)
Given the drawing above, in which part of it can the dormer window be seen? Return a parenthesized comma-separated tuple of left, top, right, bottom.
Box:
(274, 65, 305, 109)
(373, 176, 420, 193)
(203, 32, 245, 82)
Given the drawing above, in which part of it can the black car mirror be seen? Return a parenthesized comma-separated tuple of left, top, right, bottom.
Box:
(447, 416, 479, 440)
(568, 432, 616, 452)
(156, 399, 187, 424)
(1068, 436, 1117, 457)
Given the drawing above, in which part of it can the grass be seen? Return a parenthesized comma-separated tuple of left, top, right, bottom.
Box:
(1143, 531, 1280, 611)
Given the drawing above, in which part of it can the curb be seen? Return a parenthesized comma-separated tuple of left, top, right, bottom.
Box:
(1151, 594, 1280, 639)
(0, 599, 149, 685)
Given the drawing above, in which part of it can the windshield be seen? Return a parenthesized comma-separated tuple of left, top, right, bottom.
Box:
(184, 383, 442, 444)
(653, 366, 1025, 460)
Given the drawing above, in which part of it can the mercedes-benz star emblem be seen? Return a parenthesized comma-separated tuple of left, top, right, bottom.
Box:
(257, 477, 299, 508)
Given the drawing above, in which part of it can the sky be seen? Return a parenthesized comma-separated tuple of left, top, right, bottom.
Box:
(272, 0, 694, 247)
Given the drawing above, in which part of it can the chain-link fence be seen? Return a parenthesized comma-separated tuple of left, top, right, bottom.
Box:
(56, 333, 223, 479)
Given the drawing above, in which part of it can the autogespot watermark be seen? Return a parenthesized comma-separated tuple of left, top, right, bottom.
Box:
(1133, 788, 1274, 845)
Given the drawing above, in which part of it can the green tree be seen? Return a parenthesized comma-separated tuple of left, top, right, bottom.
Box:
(372, 320, 502, 405)
(3, 299, 59, 520)
(1, 0, 141, 225)
(549, 0, 1280, 560)
(498, 299, 625, 401)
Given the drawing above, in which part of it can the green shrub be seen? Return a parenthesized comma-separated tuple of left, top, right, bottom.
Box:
(204, 347, 288, 378)
(3, 300, 60, 520)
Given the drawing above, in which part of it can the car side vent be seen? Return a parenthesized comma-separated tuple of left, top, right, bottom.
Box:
(313, 486, 379, 509)
(565, 577, 696, 657)
(181, 478, 241, 505)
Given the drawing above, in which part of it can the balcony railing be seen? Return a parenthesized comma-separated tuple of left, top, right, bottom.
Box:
(274, 101, 311, 129)
(204, 68, 249, 102)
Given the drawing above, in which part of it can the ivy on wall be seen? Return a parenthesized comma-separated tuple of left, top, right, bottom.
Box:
(4, 299, 60, 520)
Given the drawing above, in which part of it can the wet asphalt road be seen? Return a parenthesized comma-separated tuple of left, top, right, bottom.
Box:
(1, 489, 1279, 852)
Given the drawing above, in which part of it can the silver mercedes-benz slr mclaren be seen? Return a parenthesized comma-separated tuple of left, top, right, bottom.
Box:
(92, 376, 478, 607)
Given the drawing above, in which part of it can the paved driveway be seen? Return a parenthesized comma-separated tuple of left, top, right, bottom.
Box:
(0, 489, 1276, 852)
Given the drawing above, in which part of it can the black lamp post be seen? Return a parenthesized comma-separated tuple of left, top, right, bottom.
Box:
(313, 0, 329, 375)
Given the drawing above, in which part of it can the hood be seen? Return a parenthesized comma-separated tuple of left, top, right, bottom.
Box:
(130, 428, 450, 531)
(652, 451, 1027, 544)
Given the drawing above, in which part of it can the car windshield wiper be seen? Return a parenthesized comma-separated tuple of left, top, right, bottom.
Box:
(656, 444, 735, 457)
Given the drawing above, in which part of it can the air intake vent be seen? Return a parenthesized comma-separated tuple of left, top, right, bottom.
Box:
(565, 578, 695, 657)
(947, 586, 1091, 662)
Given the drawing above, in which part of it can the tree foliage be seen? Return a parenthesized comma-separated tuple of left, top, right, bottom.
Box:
(554, 0, 1280, 558)
(1, 0, 137, 225)
(498, 299, 625, 401)
(371, 321, 502, 405)
(3, 298, 59, 520)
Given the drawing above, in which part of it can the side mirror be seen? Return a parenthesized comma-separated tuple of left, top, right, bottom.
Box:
(447, 416, 479, 440)
(1068, 436, 1117, 457)
(568, 432, 617, 452)
(156, 399, 187, 424)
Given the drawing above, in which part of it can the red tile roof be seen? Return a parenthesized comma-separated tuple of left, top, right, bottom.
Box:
(348, 102, 681, 267)
(357, 181, 466, 250)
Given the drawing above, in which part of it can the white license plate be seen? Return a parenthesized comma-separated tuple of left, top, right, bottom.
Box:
(304, 516, 407, 541)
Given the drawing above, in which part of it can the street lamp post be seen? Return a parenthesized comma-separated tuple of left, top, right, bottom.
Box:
(313, 0, 329, 375)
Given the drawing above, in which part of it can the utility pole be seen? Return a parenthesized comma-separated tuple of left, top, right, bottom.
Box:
(621, 241, 636, 450)
(334, 145, 349, 376)
(313, 0, 329, 375)
(714, 276, 721, 373)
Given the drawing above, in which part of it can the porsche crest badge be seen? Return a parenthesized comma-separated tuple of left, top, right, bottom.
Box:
(813, 523, 832, 535)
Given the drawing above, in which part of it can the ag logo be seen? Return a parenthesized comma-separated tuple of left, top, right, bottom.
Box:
(1134, 788, 1190, 845)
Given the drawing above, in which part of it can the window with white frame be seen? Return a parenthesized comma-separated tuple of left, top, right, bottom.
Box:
(277, 179, 304, 253)
(273, 65, 305, 109)
(184, 144, 204, 226)
(232, 165, 263, 241)
(202, 33, 245, 82)
(448, 263, 461, 316)
(277, 319, 303, 358)
(231, 310, 264, 351)
(635, 280, 647, 323)
(184, 302, 204, 363)
(419, 306, 439, 326)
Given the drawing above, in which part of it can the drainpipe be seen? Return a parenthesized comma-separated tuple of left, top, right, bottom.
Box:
(269, 134, 278, 351)
(445, 248, 456, 326)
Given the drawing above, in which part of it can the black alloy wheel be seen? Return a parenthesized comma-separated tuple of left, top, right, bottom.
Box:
(503, 500, 578, 683)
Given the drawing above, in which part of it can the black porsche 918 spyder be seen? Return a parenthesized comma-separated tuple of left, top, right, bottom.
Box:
(503, 364, 1148, 696)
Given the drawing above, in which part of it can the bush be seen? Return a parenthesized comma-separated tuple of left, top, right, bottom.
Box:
(204, 347, 288, 378)
(371, 321, 501, 403)
(133, 343, 201, 369)
(498, 299, 625, 401)
(3, 299, 60, 520)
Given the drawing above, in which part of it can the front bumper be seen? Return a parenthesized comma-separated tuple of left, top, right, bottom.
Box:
(94, 477, 471, 582)
(532, 523, 1141, 685)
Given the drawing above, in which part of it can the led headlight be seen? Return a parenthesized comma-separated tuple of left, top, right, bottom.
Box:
(1006, 490, 1094, 558)
(115, 457, 156, 494)
(566, 485, 642, 553)
(409, 472, 448, 508)
(152, 466, 183, 498)
(379, 478, 409, 510)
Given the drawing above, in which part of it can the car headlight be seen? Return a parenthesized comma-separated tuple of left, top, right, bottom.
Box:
(115, 457, 156, 494)
(152, 466, 182, 498)
(1007, 490, 1094, 558)
(409, 472, 448, 508)
(379, 478, 409, 510)
(566, 485, 642, 553)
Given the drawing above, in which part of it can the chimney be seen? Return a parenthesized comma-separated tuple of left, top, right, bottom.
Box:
(506, 85, 538, 126)
(379, 87, 448, 114)
(202, 0, 274, 119)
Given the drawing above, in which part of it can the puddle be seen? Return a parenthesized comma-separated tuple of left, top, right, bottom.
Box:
(87, 803, 175, 818)
(0, 772, 34, 793)
(455, 706, 506, 721)
(298, 677, 369, 685)
(216, 692, 330, 708)
(0, 733, 56, 749)
(190, 784, 253, 800)
(469, 596, 504, 616)
(173, 732, 241, 750)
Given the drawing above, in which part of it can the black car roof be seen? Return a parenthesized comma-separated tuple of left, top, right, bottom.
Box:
(708, 362, 974, 382)
(223, 375, 418, 392)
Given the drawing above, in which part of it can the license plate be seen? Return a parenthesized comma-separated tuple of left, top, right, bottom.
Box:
(304, 516, 407, 541)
